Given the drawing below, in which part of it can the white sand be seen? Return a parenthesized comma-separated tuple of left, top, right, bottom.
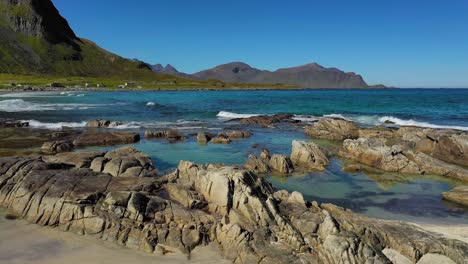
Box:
(0, 217, 229, 264)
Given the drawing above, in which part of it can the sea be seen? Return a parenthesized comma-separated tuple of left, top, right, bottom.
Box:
(1, 89, 468, 224)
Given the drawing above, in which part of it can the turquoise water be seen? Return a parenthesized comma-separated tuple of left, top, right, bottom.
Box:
(1, 89, 468, 224)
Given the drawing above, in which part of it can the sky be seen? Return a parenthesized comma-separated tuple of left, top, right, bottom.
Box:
(53, 0, 468, 88)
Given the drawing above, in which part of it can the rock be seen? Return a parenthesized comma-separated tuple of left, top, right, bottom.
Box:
(86, 119, 124, 128)
(225, 130, 252, 139)
(196, 132, 212, 144)
(0, 120, 29, 128)
(415, 133, 468, 167)
(290, 140, 329, 171)
(239, 114, 299, 127)
(304, 119, 359, 140)
(41, 140, 74, 154)
(358, 127, 396, 139)
(145, 130, 184, 141)
(343, 164, 361, 173)
(42, 151, 104, 168)
(244, 154, 271, 174)
(269, 154, 294, 174)
(341, 138, 468, 182)
(442, 186, 468, 207)
(73, 132, 140, 147)
(90, 146, 157, 177)
(211, 133, 231, 144)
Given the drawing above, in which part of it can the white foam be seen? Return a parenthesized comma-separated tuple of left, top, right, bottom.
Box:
(146, 102, 156, 106)
(217, 111, 260, 119)
(292, 115, 320, 122)
(378, 116, 468, 131)
(0, 99, 101, 112)
(25, 120, 87, 129)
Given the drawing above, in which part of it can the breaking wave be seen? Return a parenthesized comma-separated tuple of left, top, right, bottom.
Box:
(216, 111, 261, 119)
(0, 99, 104, 112)
(25, 120, 87, 129)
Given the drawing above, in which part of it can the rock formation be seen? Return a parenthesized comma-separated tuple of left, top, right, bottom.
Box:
(443, 186, 468, 207)
(73, 132, 140, 147)
(291, 140, 329, 171)
(304, 119, 359, 140)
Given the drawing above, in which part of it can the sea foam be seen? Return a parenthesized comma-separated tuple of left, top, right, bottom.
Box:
(217, 111, 260, 119)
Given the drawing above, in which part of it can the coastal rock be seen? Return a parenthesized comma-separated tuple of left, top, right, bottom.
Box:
(73, 132, 140, 147)
(0, 156, 467, 263)
(343, 164, 362, 173)
(211, 133, 232, 144)
(269, 154, 294, 174)
(442, 186, 468, 207)
(0, 120, 29, 128)
(244, 150, 293, 175)
(290, 140, 329, 171)
(86, 119, 124, 128)
(225, 130, 253, 139)
(415, 133, 468, 167)
(239, 114, 299, 128)
(244, 153, 271, 174)
(90, 147, 157, 177)
(304, 119, 359, 140)
(41, 140, 74, 154)
(42, 151, 104, 168)
(197, 132, 212, 144)
(358, 126, 396, 139)
(145, 130, 184, 141)
(341, 138, 468, 182)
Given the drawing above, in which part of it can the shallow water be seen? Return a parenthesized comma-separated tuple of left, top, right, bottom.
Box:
(1, 89, 468, 224)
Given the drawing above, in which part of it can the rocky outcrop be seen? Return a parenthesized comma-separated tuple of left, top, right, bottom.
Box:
(73, 132, 140, 147)
(244, 150, 294, 175)
(305, 119, 359, 140)
(196, 132, 212, 144)
(341, 138, 468, 182)
(0, 119, 29, 128)
(211, 133, 232, 144)
(89, 146, 157, 177)
(86, 119, 124, 128)
(225, 130, 253, 139)
(144, 130, 184, 141)
(291, 140, 329, 171)
(41, 140, 74, 154)
(415, 133, 468, 167)
(239, 114, 299, 128)
(442, 186, 468, 207)
(0, 155, 466, 263)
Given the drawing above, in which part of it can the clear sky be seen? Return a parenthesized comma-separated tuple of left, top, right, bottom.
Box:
(53, 0, 468, 88)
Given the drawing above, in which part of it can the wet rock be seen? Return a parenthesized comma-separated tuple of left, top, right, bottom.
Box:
(239, 114, 299, 127)
(244, 149, 293, 175)
(145, 130, 184, 141)
(291, 140, 329, 171)
(244, 153, 271, 174)
(196, 132, 212, 144)
(343, 164, 362, 173)
(41, 140, 74, 154)
(225, 130, 253, 139)
(211, 133, 231, 144)
(73, 132, 140, 147)
(269, 154, 294, 174)
(86, 119, 124, 128)
(305, 119, 359, 140)
(0, 120, 29, 128)
(442, 186, 468, 207)
(415, 133, 468, 167)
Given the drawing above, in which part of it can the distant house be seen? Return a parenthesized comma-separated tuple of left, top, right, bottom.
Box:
(85, 83, 94, 88)
(96, 84, 105, 88)
(125, 82, 135, 87)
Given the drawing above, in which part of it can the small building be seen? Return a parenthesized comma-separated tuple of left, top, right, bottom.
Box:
(124, 82, 135, 87)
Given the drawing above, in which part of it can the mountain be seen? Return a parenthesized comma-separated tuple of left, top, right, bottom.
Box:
(150, 64, 193, 79)
(151, 62, 372, 88)
(0, 0, 153, 77)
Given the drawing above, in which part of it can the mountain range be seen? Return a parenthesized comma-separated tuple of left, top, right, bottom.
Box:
(152, 62, 373, 88)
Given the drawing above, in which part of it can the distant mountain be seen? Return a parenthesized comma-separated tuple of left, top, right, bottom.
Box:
(151, 62, 374, 88)
(150, 64, 193, 79)
(0, 0, 153, 76)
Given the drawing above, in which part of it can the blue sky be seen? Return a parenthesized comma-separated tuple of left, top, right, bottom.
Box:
(53, 0, 468, 87)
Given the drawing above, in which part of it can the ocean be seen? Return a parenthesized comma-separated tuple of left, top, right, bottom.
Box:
(1, 89, 467, 224)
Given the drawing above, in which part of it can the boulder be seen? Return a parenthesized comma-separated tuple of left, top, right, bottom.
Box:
(86, 119, 124, 128)
(343, 164, 361, 173)
(244, 153, 271, 174)
(196, 132, 212, 144)
(42, 151, 104, 168)
(0, 120, 29, 128)
(41, 140, 74, 154)
(415, 133, 468, 167)
(290, 140, 329, 171)
(145, 130, 184, 141)
(239, 114, 299, 127)
(225, 130, 253, 139)
(304, 119, 359, 140)
(211, 133, 231, 144)
(442, 186, 468, 207)
(269, 154, 294, 174)
(73, 132, 140, 147)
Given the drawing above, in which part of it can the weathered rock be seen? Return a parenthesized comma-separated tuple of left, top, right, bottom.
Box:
(42, 151, 104, 168)
(244, 154, 271, 174)
(343, 164, 361, 173)
(442, 186, 468, 207)
(0, 156, 466, 263)
(305, 119, 359, 140)
(225, 130, 253, 139)
(90, 146, 157, 177)
(291, 140, 329, 171)
(269, 154, 294, 174)
(211, 133, 231, 144)
(196, 132, 212, 144)
(415, 133, 468, 167)
(73, 132, 140, 147)
(239, 114, 299, 127)
(86, 119, 124, 128)
(341, 138, 468, 182)
(145, 130, 184, 141)
(244, 150, 293, 175)
(41, 140, 74, 154)
(0, 120, 29, 128)
(358, 126, 396, 139)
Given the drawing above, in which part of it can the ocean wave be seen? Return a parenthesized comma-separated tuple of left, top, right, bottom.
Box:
(25, 120, 87, 129)
(146, 102, 156, 106)
(217, 111, 260, 119)
(377, 116, 468, 131)
(0, 99, 101, 112)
